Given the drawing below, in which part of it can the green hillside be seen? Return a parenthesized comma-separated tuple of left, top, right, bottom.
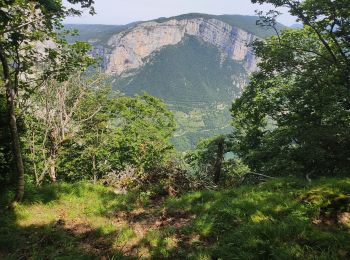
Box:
(114, 36, 245, 102)
(113, 36, 247, 150)
(64, 23, 138, 45)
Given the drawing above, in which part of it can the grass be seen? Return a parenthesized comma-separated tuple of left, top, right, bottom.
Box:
(1, 177, 350, 259)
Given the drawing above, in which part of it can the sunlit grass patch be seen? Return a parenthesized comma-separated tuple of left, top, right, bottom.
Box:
(1, 177, 350, 259)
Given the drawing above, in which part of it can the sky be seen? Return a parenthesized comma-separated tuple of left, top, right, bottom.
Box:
(64, 0, 297, 26)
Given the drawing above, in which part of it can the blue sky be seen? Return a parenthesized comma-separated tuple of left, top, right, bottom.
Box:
(64, 0, 296, 26)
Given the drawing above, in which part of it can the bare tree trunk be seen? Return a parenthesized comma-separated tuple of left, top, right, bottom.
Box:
(213, 137, 225, 185)
(48, 130, 58, 183)
(48, 147, 57, 183)
(305, 173, 312, 182)
(49, 161, 56, 182)
(92, 154, 97, 184)
(0, 49, 25, 202)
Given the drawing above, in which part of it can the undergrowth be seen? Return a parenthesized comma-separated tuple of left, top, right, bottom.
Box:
(0, 177, 349, 259)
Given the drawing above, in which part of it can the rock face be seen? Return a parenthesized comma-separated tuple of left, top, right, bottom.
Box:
(106, 18, 258, 76)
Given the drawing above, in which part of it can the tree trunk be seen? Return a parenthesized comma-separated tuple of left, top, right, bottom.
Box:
(7, 86, 25, 201)
(213, 137, 225, 185)
(48, 148, 57, 183)
(0, 49, 25, 202)
(92, 154, 97, 184)
(49, 161, 56, 182)
(48, 130, 58, 183)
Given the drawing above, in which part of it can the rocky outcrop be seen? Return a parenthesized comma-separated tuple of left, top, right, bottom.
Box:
(105, 18, 258, 76)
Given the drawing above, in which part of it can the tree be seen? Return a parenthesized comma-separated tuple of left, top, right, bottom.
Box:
(251, 0, 350, 81)
(24, 73, 107, 184)
(231, 0, 350, 178)
(51, 76, 119, 183)
(185, 135, 228, 185)
(0, 93, 12, 187)
(61, 81, 117, 183)
(25, 82, 177, 184)
(112, 94, 176, 174)
(0, 0, 95, 201)
(58, 93, 176, 183)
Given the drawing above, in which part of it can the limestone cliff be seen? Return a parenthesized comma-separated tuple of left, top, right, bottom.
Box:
(105, 18, 258, 76)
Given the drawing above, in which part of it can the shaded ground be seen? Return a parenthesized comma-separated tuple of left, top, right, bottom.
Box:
(1, 177, 350, 259)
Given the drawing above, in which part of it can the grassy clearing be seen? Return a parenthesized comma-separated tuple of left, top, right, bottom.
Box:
(1, 177, 350, 259)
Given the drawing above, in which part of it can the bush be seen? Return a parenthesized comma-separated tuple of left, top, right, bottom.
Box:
(101, 166, 140, 192)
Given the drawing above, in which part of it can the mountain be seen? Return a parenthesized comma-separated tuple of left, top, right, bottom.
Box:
(66, 14, 284, 150)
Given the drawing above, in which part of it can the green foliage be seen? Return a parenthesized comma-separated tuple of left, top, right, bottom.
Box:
(1, 177, 349, 259)
(111, 93, 176, 172)
(231, 1, 350, 177)
(54, 80, 118, 182)
(0, 0, 96, 201)
(221, 158, 251, 185)
(185, 136, 225, 180)
(24, 72, 176, 183)
(0, 92, 27, 188)
(170, 102, 232, 151)
(0, 0, 96, 87)
(184, 135, 250, 187)
(0, 94, 12, 186)
(64, 24, 138, 46)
